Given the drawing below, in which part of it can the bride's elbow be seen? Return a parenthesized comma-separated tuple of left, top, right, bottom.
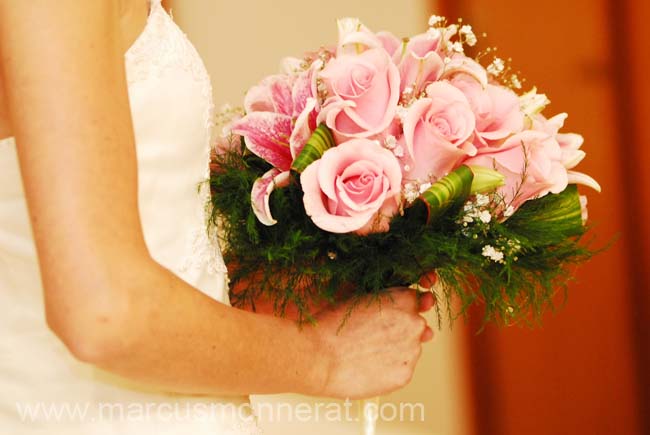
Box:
(44, 281, 143, 365)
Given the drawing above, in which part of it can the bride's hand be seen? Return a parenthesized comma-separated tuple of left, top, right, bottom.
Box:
(308, 287, 435, 399)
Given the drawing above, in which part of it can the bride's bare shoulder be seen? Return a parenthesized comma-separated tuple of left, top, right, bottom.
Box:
(0, 0, 149, 139)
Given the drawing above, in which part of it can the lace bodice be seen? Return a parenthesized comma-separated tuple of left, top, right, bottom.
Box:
(0, 1, 258, 433)
(124, 0, 228, 282)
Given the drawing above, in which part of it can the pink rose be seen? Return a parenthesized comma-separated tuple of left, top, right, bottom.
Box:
(402, 81, 477, 182)
(451, 74, 524, 147)
(464, 130, 569, 210)
(318, 48, 401, 140)
(301, 139, 402, 234)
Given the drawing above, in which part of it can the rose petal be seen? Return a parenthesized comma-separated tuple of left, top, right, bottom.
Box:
(336, 161, 387, 211)
(300, 139, 402, 234)
(319, 49, 401, 139)
(473, 85, 524, 143)
(355, 196, 400, 235)
(301, 161, 377, 233)
(403, 83, 477, 181)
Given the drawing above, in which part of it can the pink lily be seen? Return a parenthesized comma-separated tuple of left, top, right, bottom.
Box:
(232, 67, 319, 225)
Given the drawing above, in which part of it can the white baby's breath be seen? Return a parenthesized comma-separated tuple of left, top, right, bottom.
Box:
(396, 105, 410, 122)
(428, 15, 445, 27)
(403, 182, 420, 203)
(426, 27, 441, 40)
(479, 210, 492, 224)
(482, 245, 505, 263)
(460, 25, 477, 46)
(487, 57, 505, 76)
(450, 41, 464, 53)
(475, 193, 490, 207)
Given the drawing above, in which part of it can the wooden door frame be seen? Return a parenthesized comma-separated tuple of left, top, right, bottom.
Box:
(436, 0, 650, 433)
(610, 0, 650, 429)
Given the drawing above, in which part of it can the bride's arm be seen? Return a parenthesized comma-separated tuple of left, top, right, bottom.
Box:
(0, 0, 432, 399)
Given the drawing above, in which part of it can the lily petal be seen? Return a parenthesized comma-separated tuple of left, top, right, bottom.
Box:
(441, 56, 488, 88)
(376, 31, 402, 57)
(251, 169, 292, 226)
(399, 51, 444, 94)
(232, 112, 293, 171)
(567, 170, 602, 192)
(290, 98, 318, 159)
(562, 149, 586, 169)
(244, 75, 294, 116)
(337, 18, 382, 55)
(291, 67, 316, 117)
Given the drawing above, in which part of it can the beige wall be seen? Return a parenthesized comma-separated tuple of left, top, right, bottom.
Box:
(172, 0, 435, 105)
(171, 1, 472, 434)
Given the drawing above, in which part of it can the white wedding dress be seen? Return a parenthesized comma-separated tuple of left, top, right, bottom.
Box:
(0, 1, 260, 433)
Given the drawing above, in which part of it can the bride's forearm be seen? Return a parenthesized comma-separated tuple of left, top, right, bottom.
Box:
(2, 0, 431, 402)
(53, 257, 328, 397)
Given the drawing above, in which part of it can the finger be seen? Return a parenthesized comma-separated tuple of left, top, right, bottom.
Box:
(418, 270, 438, 288)
(421, 326, 434, 343)
(417, 291, 435, 313)
(385, 287, 419, 313)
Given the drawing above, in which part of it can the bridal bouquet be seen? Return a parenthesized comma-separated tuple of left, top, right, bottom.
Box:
(209, 16, 600, 325)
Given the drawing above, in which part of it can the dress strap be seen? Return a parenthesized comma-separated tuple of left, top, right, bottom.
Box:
(149, 0, 162, 11)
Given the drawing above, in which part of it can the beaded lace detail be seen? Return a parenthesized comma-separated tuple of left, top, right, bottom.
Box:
(125, 2, 207, 86)
(124, 1, 227, 276)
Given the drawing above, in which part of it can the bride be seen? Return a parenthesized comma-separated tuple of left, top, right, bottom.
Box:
(0, 0, 434, 433)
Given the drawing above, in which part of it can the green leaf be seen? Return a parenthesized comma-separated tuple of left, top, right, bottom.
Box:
(419, 165, 474, 224)
(291, 124, 335, 173)
(506, 184, 585, 242)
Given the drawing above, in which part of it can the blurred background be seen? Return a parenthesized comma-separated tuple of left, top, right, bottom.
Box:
(169, 1, 649, 434)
